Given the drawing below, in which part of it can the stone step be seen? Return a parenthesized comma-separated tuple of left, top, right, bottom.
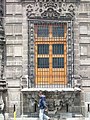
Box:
(10, 118, 38, 120)
(8, 117, 86, 120)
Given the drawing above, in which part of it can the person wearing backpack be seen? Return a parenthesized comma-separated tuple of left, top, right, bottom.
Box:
(38, 91, 51, 120)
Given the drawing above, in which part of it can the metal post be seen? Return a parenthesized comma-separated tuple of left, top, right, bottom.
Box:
(14, 104, 16, 120)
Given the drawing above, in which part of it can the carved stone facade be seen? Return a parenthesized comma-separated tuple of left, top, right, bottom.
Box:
(4, 0, 90, 119)
(27, 0, 78, 88)
(26, 0, 76, 19)
(0, 0, 7, 117)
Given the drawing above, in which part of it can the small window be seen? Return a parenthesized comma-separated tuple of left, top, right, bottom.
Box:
(37, 26, 49, 37)
(38, 44, 49, 54)
(53, 58, 64, 68)
(38, 58, 49, 68)
(53, 44, 64, 54)
(52, 26, 64, 37)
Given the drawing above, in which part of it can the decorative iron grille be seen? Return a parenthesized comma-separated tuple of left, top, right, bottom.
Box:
(28, 20, 74, 88)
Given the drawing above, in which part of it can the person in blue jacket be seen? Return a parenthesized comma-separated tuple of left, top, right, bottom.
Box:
(38, 91, 51, 120)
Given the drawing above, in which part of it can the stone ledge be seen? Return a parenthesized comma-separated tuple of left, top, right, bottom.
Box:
(9, 117, 89, 120)
(21, 87, 81, 92)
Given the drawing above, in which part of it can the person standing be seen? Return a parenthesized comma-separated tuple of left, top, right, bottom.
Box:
(38, 91, 51, 120)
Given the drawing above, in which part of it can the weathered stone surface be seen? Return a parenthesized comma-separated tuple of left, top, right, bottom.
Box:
(82, 80, 90, 86)
(8, 88, 21, 117)
(80, 37, 90, 44)
(80, 45, 87, 55)
(4, 0, 90, 118)
(87, 45, 90, 57)
(80, 58, 90, 65)
(80, 25, 87, 34)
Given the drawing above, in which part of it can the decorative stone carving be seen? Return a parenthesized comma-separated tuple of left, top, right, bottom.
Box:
(22, 91, 80, 116)
(27, 0, 79, 88)
(0, 92, 4, 120)
(26, 0, 76, 19)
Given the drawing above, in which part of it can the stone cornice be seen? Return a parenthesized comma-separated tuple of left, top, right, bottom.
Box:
(21, 0, 80, 3)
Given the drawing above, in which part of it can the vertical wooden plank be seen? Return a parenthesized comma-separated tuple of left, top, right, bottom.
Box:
(49, 44, 52, 84)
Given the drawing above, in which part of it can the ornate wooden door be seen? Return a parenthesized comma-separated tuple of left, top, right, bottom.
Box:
(34, 23, 67, 86)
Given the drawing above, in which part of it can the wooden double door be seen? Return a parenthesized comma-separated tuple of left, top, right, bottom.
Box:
(34, 23, 67, 85)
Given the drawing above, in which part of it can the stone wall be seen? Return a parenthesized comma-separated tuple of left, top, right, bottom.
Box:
(78, 1, 90, 82)
(77, 0, 90, 117)
(22, 91, 81, 117)
(5, 0, 23, 116)
(5, 0, 90, 117)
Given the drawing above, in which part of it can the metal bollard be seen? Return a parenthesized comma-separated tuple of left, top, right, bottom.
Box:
(14, 104, 16, 120)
